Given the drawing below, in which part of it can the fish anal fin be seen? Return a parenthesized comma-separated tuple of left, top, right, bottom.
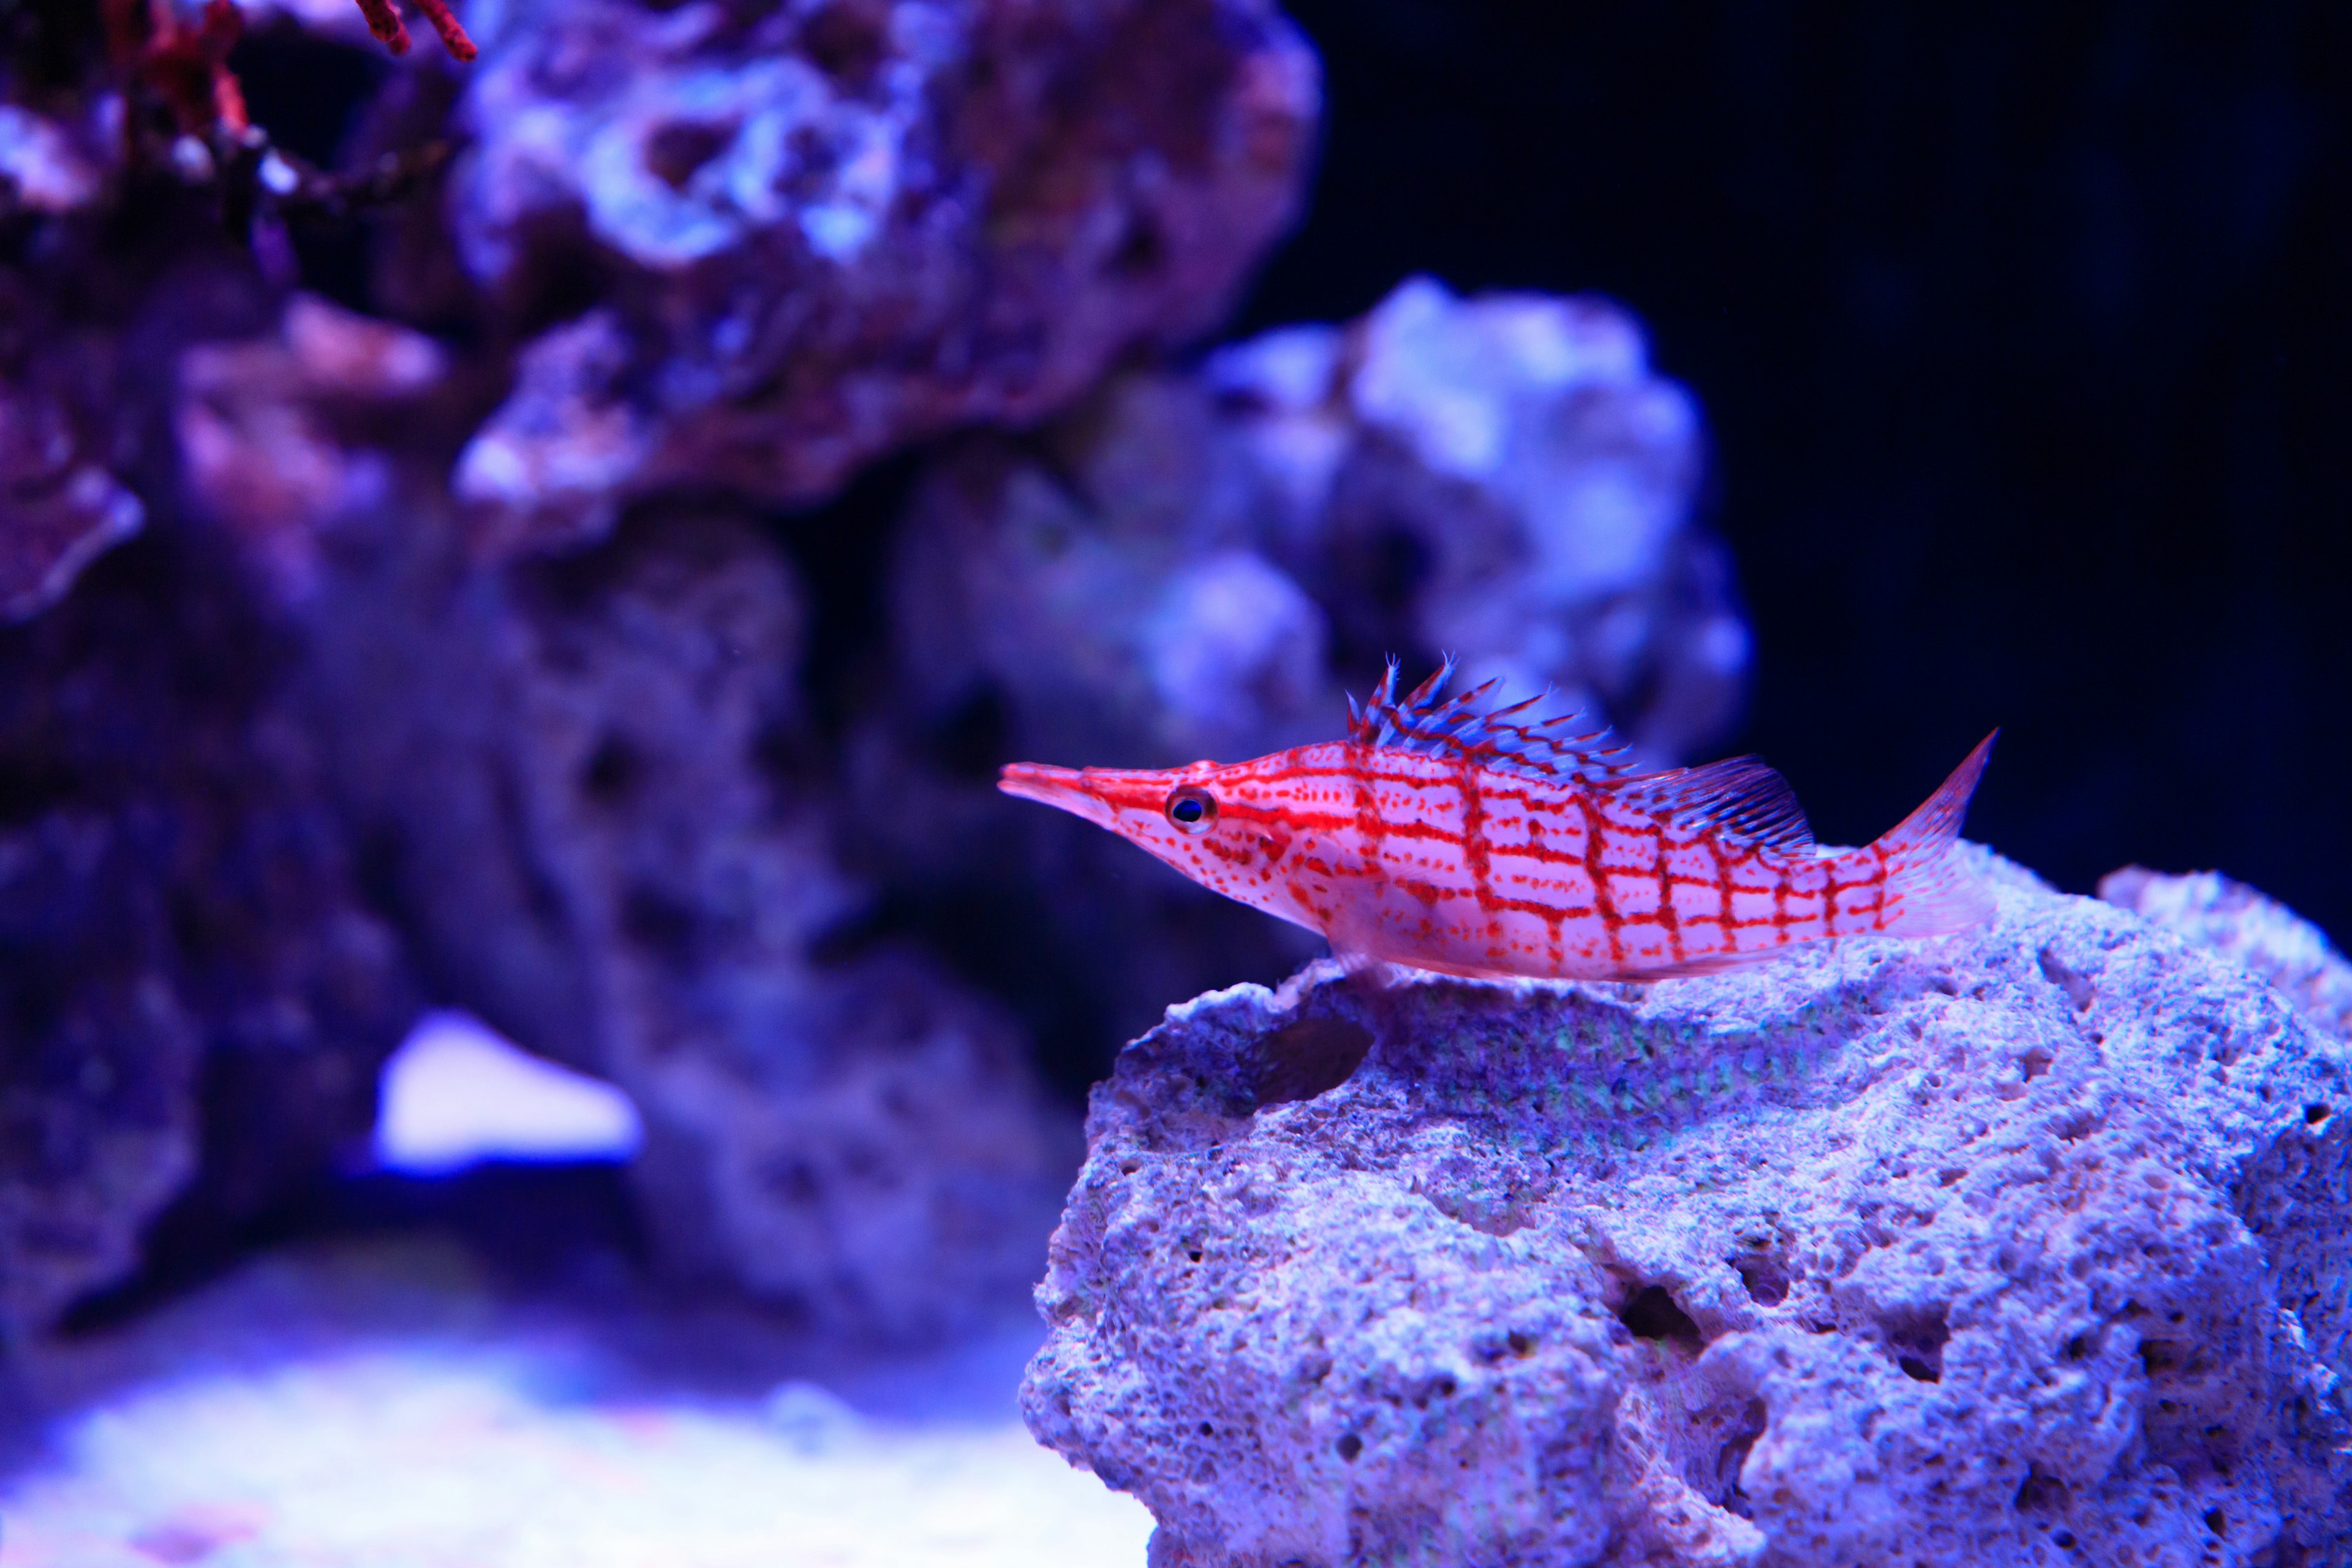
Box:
(1607, 756, 1815, 855)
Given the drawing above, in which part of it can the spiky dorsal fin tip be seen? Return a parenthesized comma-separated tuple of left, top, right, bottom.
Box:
(1346, 655, 1637, 785)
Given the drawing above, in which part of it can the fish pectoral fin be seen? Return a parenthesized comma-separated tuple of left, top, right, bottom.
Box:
(1331, 946, 1411, 992)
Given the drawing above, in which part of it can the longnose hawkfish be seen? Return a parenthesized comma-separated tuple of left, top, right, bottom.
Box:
(999, 660, 1997, 982)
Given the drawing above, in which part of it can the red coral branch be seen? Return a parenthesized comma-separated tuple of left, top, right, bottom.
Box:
(110, 0, 249, 138)
(349, 0, 410, 53)
(200, 1, 250, 132)
(107, 1, 477, 145)
(412, 0, 479, 62)
(349, 0, 477, 61)
(96, 0, 475, 246)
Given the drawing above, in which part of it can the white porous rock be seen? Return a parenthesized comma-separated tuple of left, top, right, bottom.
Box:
(1022, 849, 2352, 1567)
(2103, 864, 2352, 1045)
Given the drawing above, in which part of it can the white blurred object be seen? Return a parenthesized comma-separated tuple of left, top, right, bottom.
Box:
(374, 1012, 643, 1173)
(763, 1381, 866, 1455)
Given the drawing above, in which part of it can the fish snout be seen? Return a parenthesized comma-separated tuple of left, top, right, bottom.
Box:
(997, 763, 1118, 829)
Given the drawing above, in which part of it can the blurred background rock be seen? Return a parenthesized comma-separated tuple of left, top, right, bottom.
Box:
(2, 0, 2348, 1381)
(0, 0, 1332, 1346)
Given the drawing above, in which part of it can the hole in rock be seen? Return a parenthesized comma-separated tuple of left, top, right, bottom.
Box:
(1713, 1398, 1768, 1510)
(2020, 1046, 2054, 1081)
(2015, 1466, 2070, 1512)
(747, 717, 815, 791)
(1249, 1016, 1374, 1109)
(643, 120, 737, 190)
(229, 26, 391, 168)
(621, 884, 701, 964)
(801, 1, 891, 85)
(2139, 1338, 2183, 1377)
(1365, 525, 1431, 614)
(2204, 1508, 2226, 1537)
(1110, 216, 1169, 276)
(1411, 1374, 1458, 1408)
(60, 1012, 650, 1333)
(1732, 1254, 1789, 1306)
(2054, 1107, 2101, 1143)
(1335, 1433, 1363, 1461)
(2307, 1104, 2332, 1126)
(1618, 1285, 1703, 1351)
(1883, 1308, 1951, 1383)
(580, 735, 641, 803)
(2037, 947, 2096, 1010)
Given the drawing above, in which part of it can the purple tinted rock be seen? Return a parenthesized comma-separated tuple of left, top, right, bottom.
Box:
(2, 111, 288, 627)
(305, 502, 1074, 1336)
(0, 103, 102, 217)
(1209, 275, 1746, 765)
(0, 526, 418, 1340)
(0, 398, 144, 623)
(864, 277, 1747, 1058)
(175, 293, 474, 603)
(445, 0, 1321, 556)
(0, 267, 144, 623)
(2101, 865, 2352, 1045)
(1023, 851, 2352, 1566)
(891, 372, 1330, 769)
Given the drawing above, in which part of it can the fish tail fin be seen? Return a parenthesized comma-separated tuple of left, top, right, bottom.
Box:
(1848, 730, 1999, 939)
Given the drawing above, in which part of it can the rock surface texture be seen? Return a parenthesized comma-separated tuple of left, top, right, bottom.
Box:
(2104, 865, 2352, 1046)
(444, 0, 1321, 556)
(1023, 850, 2352, 1566)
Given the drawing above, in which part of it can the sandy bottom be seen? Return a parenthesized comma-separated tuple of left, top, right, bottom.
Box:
(0, 1239, 1150, 1568)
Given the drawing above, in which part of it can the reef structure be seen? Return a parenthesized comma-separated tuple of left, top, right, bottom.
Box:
(443, 0, 1322, 556)
(1023, 849, 2352, 1566)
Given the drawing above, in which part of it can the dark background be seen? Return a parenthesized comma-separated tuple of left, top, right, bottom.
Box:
(1232, 1, 2352, 945)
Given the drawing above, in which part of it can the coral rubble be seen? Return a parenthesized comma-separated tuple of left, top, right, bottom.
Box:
(1023, 851, 2352, 1566)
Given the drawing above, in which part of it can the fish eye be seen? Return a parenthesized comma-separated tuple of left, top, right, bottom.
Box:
(1165, 785, 1218, 835)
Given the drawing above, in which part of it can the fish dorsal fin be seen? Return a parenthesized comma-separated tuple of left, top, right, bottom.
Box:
(1346, 655, 1637, 785)
(1605, 755, 1815, 854)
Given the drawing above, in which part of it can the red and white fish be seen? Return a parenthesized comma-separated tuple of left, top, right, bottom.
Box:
(999, 659, 1996, 982)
